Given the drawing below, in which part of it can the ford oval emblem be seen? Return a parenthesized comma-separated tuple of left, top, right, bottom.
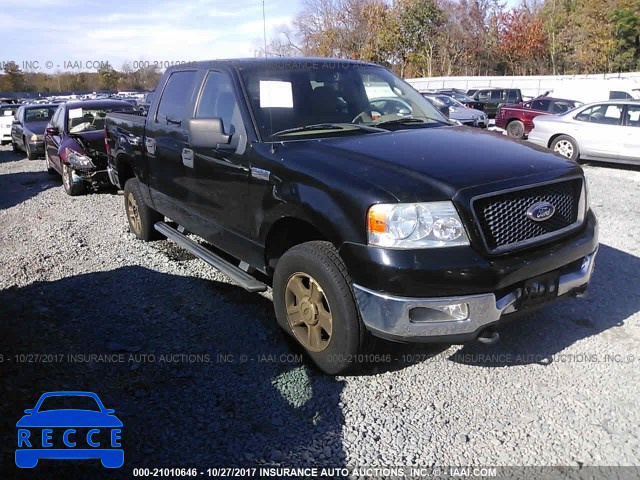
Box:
(527, 201, 556, 222)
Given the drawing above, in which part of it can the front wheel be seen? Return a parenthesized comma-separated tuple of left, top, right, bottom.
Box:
(273, 241, 366, 375)
(551, 135, 579, 161)
(506, 120, 525, 139)
(62, 163, 84, 196)
(25, 140, 37, 160)
(123, 178, 163, 241)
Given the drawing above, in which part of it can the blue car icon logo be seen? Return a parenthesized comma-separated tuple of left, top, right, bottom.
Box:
(16, 391, 123, 468)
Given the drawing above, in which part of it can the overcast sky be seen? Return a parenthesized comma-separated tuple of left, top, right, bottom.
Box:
(0, 0, 297, 72)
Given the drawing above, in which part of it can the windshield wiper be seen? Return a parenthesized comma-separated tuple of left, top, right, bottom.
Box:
(271, 123, 385, 138)
(374, 116, 447, 126)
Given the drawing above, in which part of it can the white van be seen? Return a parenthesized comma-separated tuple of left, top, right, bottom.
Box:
(548, 78, 640, 104)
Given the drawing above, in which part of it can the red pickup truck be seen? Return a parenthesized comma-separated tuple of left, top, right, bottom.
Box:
(495, 97, 581, 139)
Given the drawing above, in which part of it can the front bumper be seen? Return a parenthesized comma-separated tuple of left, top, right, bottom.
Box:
(69, 166, 110, 186)
(353, 248, 597, 342)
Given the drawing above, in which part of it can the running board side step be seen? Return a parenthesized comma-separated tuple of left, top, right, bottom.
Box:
(154, 222, 267, 293)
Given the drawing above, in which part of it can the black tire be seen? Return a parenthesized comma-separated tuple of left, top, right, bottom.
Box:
(123, 178, 163, 241)
(45, 150, 57, 175)
(61, 163, 84, 196)
(273, 241, 366, 375)
(506, 120, 525, 139)
(11, 141, 20, 153)
(25, 139, 37, 160)
(550, 135, 579, 161)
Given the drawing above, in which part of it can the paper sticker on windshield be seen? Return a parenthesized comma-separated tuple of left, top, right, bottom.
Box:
(259, 81, 293, 109)
(69, 108, 83, 119)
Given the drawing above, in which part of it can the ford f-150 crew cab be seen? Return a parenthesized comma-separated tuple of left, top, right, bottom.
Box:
(105, 58, 598, 374)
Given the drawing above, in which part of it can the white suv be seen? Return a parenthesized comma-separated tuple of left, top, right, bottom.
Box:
(0, 104, 18, 144)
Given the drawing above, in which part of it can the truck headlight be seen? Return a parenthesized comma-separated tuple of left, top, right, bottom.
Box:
(367, 201, 470, 248)
(66, 149, 95, 170)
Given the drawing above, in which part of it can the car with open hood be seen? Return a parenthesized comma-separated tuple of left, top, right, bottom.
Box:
(44, 99, 135, 195)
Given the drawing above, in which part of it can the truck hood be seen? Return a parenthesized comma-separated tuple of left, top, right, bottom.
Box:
(24, 120, 49, 135)
(283, 126, 579, 202)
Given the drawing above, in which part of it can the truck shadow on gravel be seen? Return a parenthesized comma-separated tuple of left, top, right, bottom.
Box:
(0, 267, 348, 479)
(449, 243, 640, 367)
(0, 171, 59, 210)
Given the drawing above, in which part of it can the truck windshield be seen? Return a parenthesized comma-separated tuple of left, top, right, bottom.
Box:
(239, 62, 450, 141)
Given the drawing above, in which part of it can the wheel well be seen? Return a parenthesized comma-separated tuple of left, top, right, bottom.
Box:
(116, 154, 135, 187)
(265, 218, 327, 271)
(548, 133, 568, 148)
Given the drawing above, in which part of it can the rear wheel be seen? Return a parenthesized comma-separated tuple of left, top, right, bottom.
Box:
(506, 120, 525, 139)
(62, 163, 84, 196)
(273, 241, 366, 375)
(551, 135, 579, 161)
(123, 178, 163, 241)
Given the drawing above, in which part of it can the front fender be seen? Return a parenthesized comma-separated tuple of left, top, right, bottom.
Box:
(58, 138, 84, 165)
(258, 181, 364, 248)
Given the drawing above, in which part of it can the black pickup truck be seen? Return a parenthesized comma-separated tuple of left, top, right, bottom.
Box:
(105, 58, 598, 374)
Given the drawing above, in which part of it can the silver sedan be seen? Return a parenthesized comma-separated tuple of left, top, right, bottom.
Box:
(528, 100, 640, 165)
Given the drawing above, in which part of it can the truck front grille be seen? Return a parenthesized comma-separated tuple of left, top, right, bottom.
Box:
(472, 178, 584, 253)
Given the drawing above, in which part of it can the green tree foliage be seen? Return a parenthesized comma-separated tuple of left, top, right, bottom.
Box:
(283, 0, 640, 76)
(611, 0, 640, 70)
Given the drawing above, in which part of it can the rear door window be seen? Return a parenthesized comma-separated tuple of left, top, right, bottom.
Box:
(156, 71, 198, 125)
(507, 90, 519, 102)
(609, 91, 632, 100)
(490, 90, 503, 101)
(552, 101, 573, 114)
(625, 105, 640, 127)
(531, 99, 551, 111)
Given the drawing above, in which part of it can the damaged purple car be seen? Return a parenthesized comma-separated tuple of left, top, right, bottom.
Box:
(44, 100, 135, 196)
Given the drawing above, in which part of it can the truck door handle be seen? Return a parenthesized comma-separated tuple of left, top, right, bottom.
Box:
(166, 117, 181, 126)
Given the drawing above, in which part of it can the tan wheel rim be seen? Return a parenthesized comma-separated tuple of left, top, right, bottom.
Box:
(127, 192, 142, 235)
(285, 273, 333, 352)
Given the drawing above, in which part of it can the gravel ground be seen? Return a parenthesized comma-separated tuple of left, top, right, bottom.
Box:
(0, 144, 639, 478)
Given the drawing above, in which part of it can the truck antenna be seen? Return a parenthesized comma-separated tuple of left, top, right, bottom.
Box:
(263, 0, 276, 153)
(263, 0, 268, 59)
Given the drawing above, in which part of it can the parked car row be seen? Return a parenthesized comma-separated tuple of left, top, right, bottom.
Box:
(422, 93, 488, 128)
(495, 97, 582, 139)
(428, 86, 639, 166)
(528, 100, 640, 165)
